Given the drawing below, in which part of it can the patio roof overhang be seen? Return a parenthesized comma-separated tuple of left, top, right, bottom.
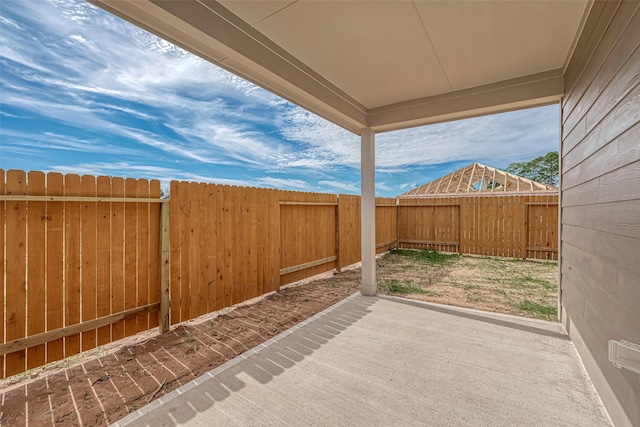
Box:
(87, 0, 590, 135)
(87, 0, 592, 296)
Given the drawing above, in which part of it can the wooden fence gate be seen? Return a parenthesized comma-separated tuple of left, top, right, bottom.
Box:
(398, 203, 461, 252)
(525, 203, 559, 260)
(279, 193, 339, 286)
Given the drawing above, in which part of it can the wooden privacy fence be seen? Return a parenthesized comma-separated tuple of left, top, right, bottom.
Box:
(398, 194, 559, 259)
(1, 169, 557, 379)
(0, 170, 162, 379)
(167, 181, 396, 326)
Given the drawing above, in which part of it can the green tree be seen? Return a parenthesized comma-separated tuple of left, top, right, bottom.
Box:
(505, 151, 559, 186)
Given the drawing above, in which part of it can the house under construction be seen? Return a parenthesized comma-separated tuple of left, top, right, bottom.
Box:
(399, 163, 557, 197)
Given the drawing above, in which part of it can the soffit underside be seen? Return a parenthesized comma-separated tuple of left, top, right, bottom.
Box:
(88, 0, 591, 134)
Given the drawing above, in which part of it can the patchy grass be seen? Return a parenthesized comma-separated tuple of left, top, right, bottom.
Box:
(517, 299, 557, 318)
(376, 249, 558, 321)
(379, 279, 433, 295)
(389, 248, 461, 264)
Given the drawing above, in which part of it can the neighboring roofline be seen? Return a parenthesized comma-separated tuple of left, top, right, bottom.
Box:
(398, 191, 558, 199)
(399, 162, 558, 197)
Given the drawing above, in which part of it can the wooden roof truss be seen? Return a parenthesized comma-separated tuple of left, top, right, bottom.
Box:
(400, 163, 557, 197)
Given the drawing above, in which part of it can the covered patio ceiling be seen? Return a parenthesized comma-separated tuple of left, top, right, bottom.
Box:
(88, 0, 590, 135)
(87, 0, 592, 296)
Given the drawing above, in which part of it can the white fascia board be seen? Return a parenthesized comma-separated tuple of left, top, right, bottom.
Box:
(367, 69, 564, 133)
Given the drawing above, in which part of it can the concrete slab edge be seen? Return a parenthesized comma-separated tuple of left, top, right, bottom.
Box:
(110, 292, 363, 427)
(377, 294, 565, 327)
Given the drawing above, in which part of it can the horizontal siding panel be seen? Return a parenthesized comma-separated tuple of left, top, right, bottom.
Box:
(562, 243, 617, 296)
(562, 224, 640, 276)
(563, 0, 618, 105)
(562, 2, 640, 425)
(563, 3, 640, 135)
(563, 200, 640, 239)
(584, 54, 640, 133)
(563, 260, 636, 374)
(597, 160, 640, 203)
(581, 296, 638, 382)
(563, 160, 640, 206)
(563, 81, 640, 176)
(562, 73, 640, 172)
(580, 281, 636, 357)
(562, 120, 640, 189)
(561, 115, 587, 155)
(616, 268, 640, 330)
(561, 179, 598, 207)
(560, 268, 586, 321)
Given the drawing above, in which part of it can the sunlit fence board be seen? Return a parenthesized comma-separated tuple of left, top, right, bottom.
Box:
(0, 171, 161, 379)
(1, 169, 557, 380)
(398, 194, 558, 259)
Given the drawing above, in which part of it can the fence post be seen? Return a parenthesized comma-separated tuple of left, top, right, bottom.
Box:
(159, 200, 170, 333)
(523, 203, 529, 260)
(335, 199, 341, 272)
(395, 198, 400, 249)
(457, 204, 462, 254)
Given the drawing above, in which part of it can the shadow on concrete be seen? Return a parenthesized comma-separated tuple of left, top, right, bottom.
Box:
(117, 294, 377, 426)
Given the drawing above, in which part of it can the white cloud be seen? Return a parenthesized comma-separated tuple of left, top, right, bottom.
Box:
(374, 106, 559, 169)
(1, 129, 142, 156)
(178, 174, 250, 187)
(0, 0, 560, 198)
(277, 104, 559, 171)
(50, 161, 176, 177)
(318, 180, 359, 193)
(399, 182, 417, 190)
(49, 162, 254, 189)
(0, 45, 52, 73)
(256, 177, 311, 190)
(375, 181, 392, 192)
(0, 15, 22, 30)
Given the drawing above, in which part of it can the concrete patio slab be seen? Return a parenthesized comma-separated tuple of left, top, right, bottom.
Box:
(113, 294, 611, 427)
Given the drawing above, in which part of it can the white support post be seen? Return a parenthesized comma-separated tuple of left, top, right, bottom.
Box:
(361, 128, 376, 296)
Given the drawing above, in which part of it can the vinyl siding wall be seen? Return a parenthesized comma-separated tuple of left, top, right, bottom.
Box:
(560, 1, 640, 426)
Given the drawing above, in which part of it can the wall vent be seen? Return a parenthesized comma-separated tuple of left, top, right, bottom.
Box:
(609, 340, 640, 375)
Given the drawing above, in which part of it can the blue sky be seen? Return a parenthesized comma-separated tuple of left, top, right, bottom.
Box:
(0, 0, 559, 197)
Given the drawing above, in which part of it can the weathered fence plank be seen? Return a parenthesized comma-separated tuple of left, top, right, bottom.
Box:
(338, 194, 361, 268)
(46, 173, 65, 362)
(80, 175, 98, 352)
(149, 181, 161, 330)
(111, 177, 126, 341)
(0, 170, 4, 378)
(27, 171, 46, 369)
(64, 174, 82, 357)
(6, 170, 27, 376)
(124, 178, 138, 337)
(136, 179, 150, 333)
(96, 176, 112, 345)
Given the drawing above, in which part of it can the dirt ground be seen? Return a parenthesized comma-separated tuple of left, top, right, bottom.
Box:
(0, 272, 360, 427)
(0, 250, 558, 426)
(377, 249, 558, 321)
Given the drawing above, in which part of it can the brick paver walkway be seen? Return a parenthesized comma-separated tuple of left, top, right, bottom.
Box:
(0, 270, 360, 426)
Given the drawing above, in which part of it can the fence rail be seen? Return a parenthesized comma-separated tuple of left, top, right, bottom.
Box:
(1, 169, 558, 379)
(398, 194, 558, 259)
(1, 170, 161, 379)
